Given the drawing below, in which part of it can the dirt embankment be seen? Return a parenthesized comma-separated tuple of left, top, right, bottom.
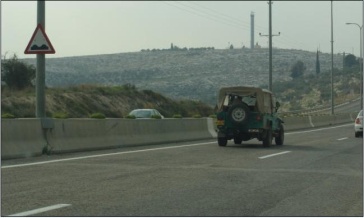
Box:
(1, 85, 214, 118)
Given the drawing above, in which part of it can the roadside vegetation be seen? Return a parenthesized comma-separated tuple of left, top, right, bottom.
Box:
(1, 53, 361, 118)
(1, 83, 215, 118)
(261, 54, 361, 111)
(1, 54, 215, 118)
(1, 84, 214, 119)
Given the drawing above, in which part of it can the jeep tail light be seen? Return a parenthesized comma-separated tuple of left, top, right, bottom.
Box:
(356, 118, 361, 124)
(216, 118, 225, 126)
(256, 115, 261, 121)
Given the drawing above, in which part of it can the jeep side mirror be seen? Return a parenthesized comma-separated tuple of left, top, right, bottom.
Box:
(275, 101, 280, 112)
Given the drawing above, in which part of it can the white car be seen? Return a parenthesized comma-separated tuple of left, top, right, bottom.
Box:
(354, 110, 363, 138)
(128, 109, 164, 119)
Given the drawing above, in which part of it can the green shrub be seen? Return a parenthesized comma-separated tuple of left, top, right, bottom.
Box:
(90, 113, 106, 119)
(126, 115, 136, 119)
(193, 114, 202, 118)
(2, 113, 15, 119)
(52, 112, 69, 119)
(209, 114, 217, 118)
(173, 114, 182, 118)
(151, 115, 162, 119)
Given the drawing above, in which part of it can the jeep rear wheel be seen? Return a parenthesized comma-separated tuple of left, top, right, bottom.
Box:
(234, 136, 243, 144)
(218, 137, 228, 146)
(263, 129, 272, 147)
(228, 103, 249, 125)
(275, 124, 284, 145)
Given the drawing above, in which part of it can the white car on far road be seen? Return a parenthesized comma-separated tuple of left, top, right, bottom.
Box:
(354, 110, 363, 137)
(128, 109, 165, 119)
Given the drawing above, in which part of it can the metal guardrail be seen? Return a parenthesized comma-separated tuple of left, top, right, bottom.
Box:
(280, 97, 361, 117)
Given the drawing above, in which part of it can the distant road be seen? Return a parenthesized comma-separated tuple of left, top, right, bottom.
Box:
(333, 99, 362, 113)
(297, 99, 361, 114)
(2, 124, 362, 216)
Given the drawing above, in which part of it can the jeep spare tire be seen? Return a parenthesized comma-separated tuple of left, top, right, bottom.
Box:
(228, 103, 249, 125)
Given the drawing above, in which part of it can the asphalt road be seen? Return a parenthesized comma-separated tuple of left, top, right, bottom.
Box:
(1, 123, 362, 216)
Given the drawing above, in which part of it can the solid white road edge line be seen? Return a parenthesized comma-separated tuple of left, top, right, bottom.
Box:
(259, 151, 291, 159)
(1, 141, 216, 169)
(285, 123, 352, 135)
(8, 204, 71, 216)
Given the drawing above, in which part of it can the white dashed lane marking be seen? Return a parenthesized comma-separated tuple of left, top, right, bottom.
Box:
(259, 151, 291, 159)
(337, 137, 349, 141)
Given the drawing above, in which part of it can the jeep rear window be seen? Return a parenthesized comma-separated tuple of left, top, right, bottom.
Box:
(242, 96, 256, 106)
(223, 94, 256, 107)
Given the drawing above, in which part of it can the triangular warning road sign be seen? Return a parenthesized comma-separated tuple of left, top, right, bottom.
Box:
(24, 23, 55, 54)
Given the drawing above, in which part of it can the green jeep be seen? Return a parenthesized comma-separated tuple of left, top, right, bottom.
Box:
(216, 86, 284, 147)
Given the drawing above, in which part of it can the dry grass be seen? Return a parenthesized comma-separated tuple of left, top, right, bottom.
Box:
(1, 84, 214, 118)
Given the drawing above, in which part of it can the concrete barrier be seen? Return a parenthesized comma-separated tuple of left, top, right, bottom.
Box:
(309, 113, 354, 128)
(46, 118, 215, 154)
(310, 115, 335, 128)
(283, 116, 312, 131)
(1, 119, 46, 159)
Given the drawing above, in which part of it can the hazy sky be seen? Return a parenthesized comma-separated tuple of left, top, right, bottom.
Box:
(1, 1, 363, 59)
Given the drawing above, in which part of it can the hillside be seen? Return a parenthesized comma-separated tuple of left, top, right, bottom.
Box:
(22, 48, 344, 106)
(1, 84, 214, 118)
(272, 68, 361, 111)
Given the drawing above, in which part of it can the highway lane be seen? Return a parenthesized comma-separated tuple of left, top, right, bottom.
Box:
(1, 124, 362, 216)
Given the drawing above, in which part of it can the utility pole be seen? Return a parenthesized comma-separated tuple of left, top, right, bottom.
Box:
(36, 0, 46, 118)
(251, 12, 254, 49)
(259, 0, 280, 92)
(346, 22, 363, 110)
(330, 1, 334, 115)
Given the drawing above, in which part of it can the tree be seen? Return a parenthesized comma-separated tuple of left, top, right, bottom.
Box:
(344, 54, 359, 68)
(1, 54, 36, 89)
(290, 60, 306, 79)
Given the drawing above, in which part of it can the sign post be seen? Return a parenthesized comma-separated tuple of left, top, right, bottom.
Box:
(24, 1, 55, 118)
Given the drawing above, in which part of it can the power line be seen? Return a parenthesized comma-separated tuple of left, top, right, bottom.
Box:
(161, 1, 309, 50)
(184, 1, 251, 29)
(185, 2, 309, 49)
(161, 1, 244, 30)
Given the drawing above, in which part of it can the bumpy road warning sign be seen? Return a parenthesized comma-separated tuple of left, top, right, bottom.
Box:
(24, 23, 55, 54)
